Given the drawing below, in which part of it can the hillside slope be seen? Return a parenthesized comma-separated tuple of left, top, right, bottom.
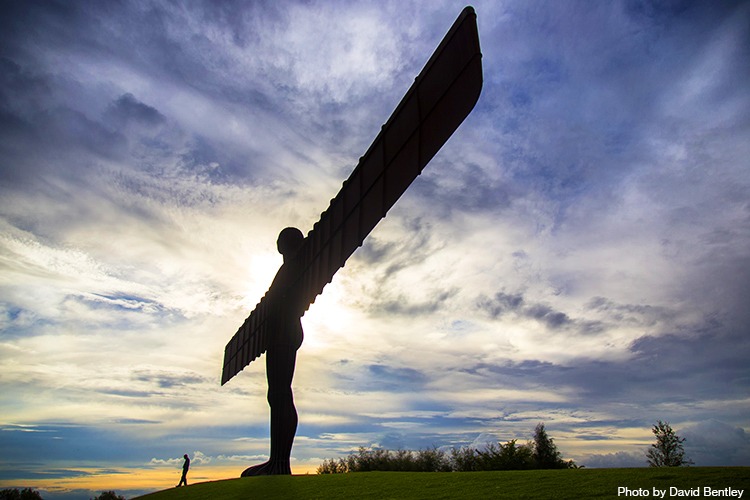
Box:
(135, 468, 749, 500)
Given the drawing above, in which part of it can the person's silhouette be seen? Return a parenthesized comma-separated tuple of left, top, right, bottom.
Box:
(242, 227, 305, 476)
(177, 453, 190, 487)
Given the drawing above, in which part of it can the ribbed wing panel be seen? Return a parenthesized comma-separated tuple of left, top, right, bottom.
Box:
(221, 6, 482, 385)
(296, 5, 482, 311)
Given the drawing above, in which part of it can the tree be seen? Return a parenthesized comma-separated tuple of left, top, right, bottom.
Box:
(450, 445, 480, 472)
(414, 448, 451, 472)
(90, 492, 126, 500)
(0, 489, 43, 500)
(477, 439, 535, 470)
(533, 423, 570, 469)
(646, 421, 693, 467)
(496, 439, 535, 470)
(316, 457, 347, 474)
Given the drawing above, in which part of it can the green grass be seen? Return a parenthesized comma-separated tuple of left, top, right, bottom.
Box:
(135, 468, 749, 500)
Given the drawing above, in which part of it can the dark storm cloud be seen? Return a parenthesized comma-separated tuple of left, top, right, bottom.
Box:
(0, 60, 128, 185)
(105, 93, 166, 128)
(477, 291, 604, 332)
(626, 330, 750, 403)
(355, 216, 441, 280)
(681, 420, 750, 466)
(0, 424, 141, 464)
(467, 325, 749, 414)
(131, 369, 208, 389)
(472, 0, 750, 239)
(412, 162, 517, 217)
(586, 297, 676, 327)
(1, 1, 285, 191)
(0, 58, 51, 116)
(357, 237, 397, 265)
(83, 293, 167, 315)
(374, 288, 457, 317)
(476, 291, 525, 318)
(98, 388, 156, 399)
(367, 364, 427, 391)
(0, 59, 217, 191)
(525, 304, 572, 329)
(2, 1, 235, 96)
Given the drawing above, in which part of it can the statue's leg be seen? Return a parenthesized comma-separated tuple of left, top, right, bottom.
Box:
(267, 342, 298, 473)
(242, 342, 298, 476)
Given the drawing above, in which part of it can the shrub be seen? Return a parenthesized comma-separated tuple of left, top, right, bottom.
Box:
(0, 488, 44, 500)
(483, 439, 535, 471)
(316, 457, 348, 474)
(317, 446, 450, 473)
(415, 448, 451, 472)
(90, 492, 126, 500)
(316, 423, 578, 473)
(450, 445, 480, 472)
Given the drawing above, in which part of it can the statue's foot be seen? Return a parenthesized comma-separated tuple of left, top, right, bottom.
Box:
(241, 460, 291, 477)
(241, 462, 267, 477)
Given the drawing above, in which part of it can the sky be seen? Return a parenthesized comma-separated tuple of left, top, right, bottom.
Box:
(1, 0, 749, 498)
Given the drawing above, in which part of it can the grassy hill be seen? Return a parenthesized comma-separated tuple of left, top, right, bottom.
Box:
(135, 467, 749, 500)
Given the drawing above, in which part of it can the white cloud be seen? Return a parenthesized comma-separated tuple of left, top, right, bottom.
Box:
(1, 0, 749, 486)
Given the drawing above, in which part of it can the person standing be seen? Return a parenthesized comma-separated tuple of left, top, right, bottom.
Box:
(177, 454, 190, 487)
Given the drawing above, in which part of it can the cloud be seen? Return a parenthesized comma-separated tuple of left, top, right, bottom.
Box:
(148, 456, 183, 467)
(131, 369, 207, 389)
(476, 292, 525, 319)
(1, 0, 749, 488)
(680, 420, 750, 466)
(476, 291, 583, 331)
(582, 451, 645, 469)
(148, 451, 212, 467)
(469, 432, 504, 451)
(105, 93, 166, 128)
(579, 420, 750, 468)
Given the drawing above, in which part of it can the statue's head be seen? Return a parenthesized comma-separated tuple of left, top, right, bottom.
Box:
(277, 227, 304, 257)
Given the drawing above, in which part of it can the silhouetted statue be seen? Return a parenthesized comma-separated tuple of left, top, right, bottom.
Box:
(177, 453, 190, 487)
(241, 228, 305, 476)
(222, 7, 483, 477)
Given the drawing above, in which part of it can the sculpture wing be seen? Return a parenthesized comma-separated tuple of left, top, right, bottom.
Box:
(222, 6, 482, 385)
